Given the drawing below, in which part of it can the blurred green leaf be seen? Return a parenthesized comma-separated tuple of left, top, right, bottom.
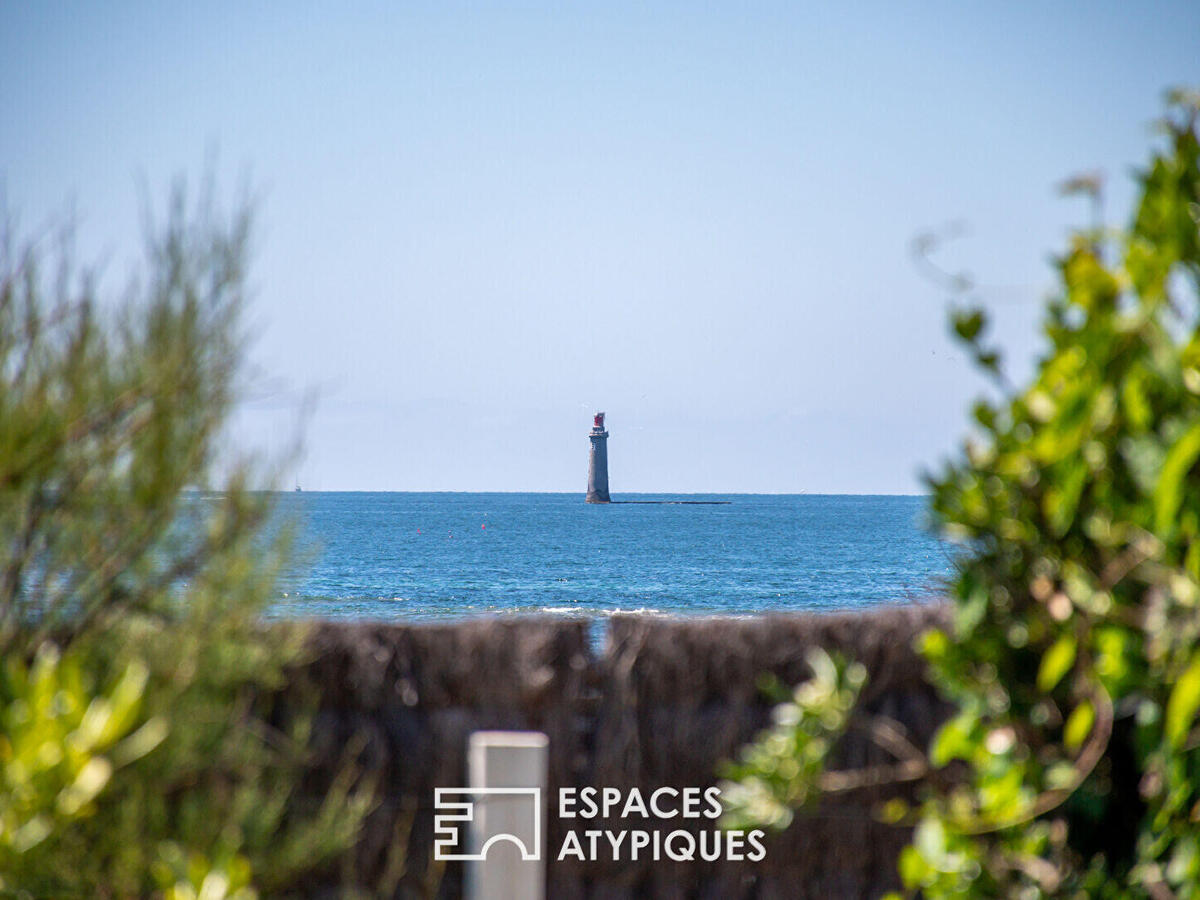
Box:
(953, 308, 986, 343)
(1165, 653, 1200, 748)
(1063, 700, 1095, 751)
(1037, 635, 1077, 693)
(1155, 422, 1200, 536)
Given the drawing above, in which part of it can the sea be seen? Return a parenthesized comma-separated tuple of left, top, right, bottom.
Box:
(270, 493, 953, 623)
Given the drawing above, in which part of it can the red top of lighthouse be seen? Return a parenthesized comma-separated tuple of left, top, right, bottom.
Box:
(593, 412, 605, 428)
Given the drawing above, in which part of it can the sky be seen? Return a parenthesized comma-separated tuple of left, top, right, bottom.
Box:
(3, 1, 1198, 493)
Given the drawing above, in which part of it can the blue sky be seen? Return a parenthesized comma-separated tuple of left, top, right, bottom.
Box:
(3, 1, 1198, 492)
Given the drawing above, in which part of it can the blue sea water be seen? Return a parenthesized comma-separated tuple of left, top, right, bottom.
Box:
(270, 493, 953, 622)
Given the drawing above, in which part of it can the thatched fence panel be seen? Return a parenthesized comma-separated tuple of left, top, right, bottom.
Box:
(288, 606, 950, 899)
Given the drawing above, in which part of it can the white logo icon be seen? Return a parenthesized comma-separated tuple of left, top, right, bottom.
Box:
(433, 787, 542, 861)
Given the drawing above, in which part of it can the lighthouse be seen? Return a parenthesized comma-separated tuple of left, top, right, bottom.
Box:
(586, 412, 611, 503)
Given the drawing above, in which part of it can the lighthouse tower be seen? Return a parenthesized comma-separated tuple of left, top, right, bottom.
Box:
(586, 412, 611, 503)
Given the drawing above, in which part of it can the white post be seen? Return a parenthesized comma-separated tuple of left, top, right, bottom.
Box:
(466, 731, 549, 900)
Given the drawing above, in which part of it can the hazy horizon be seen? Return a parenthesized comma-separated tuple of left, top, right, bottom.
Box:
(268, 489, 929, 496)
(4, 1, 1199, 493)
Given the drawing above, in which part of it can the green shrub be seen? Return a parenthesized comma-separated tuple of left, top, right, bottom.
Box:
(0, 646, 163, 895)
(0, 183, 369, 896)
(723, 90, 1200, 898)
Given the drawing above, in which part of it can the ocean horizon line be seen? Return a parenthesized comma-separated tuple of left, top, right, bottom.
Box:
(253, 489, 931, 498)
